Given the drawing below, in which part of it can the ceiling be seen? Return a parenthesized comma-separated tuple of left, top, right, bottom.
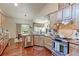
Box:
(0, 3, 47, 20)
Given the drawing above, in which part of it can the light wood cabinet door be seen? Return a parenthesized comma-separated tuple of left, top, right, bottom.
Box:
(44, 37, 52, 50)
(49, 12, 57, 28)
(0, 13, 2, 27)
(63, 6, 72, 20)
(73, 4, 79, 23)
(34, 36, 39, 45)
(57, 10, 63, 21)
(34, 36, 44, 46)
(0, 40, 4, 55)
(58, 3, 70, 10)
(71, 4, 79, 29)
(38, 36, 44, 46)
(1, 15, 6, 28)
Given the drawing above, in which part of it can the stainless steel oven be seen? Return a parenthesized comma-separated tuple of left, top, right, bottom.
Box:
(52, 38, 69, 56)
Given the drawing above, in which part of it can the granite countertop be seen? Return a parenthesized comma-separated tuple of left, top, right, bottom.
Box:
(22, 34, 52, 38)
(67, 47, 79, 56)
(68, 39, 79, 46)
(62, 38, 79, 46)
(55, 38, 79, 46)
(64, 39, 79, 56)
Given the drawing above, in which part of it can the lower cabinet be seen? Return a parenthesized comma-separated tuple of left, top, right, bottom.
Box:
(23, 35, 33, 47)
(24, 35, 52, 51)
(33, 36, 44, 47)
(0, 35, 9, 55)
(33, 35, 52, 51)
(34, 36, 39, 46)
(44, 37, 52, 51)
(0, 40, 4, 55)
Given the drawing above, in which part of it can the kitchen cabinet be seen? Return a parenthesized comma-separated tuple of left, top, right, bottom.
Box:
(72, 4, 79, 24)
(63, 6, 72, 20)
(0, 13, 6, 28)
(1, 15, 6, 28)
(34, 35, 44, 46)
(58, 3, 70, 10)
(34, 36, 39, 46)
(23, 35, 33, 47)
(49, 12, 57, 28)
(0, 34, 9, 55)
(44, 37, 52, 50)
(39, 36, 44, 46)
(57, 10, 63, 21)
(0, 13, 2, 27)
(72, 4, 79, 29)
(75, 4, 79, 19)
(33, 35, 52, 50)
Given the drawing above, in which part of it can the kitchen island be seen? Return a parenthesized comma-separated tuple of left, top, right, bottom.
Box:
(22, 34, 53, 53)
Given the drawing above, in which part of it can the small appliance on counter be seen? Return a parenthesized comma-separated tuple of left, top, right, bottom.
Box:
(52, 38, 69, 56)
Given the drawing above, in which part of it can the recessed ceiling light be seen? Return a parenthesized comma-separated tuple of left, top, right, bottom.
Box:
(14, 3, 18, 6)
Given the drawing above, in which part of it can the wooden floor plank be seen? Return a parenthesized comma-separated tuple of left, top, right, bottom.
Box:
(1, 39, 52, 56)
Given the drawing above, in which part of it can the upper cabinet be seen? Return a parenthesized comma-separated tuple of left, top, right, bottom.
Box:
(72, 4, 79, 29)
(57, 10, 63, 21)
(72, 4, 79, 23)
(49, 12, 57, 28)
(1, 15, 6, 28)
(58, 3, 70, 10)
(63, 6, 72, 20)
(75, 4, 79, 18)
(0, 13, 2, 27)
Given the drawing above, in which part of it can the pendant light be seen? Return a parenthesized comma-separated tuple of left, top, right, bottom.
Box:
(24, 8, 27, 23)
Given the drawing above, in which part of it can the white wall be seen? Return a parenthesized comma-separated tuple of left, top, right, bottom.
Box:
(39, 3, 58, 16)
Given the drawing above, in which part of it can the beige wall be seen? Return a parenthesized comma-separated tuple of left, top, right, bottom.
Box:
(5, 17, 16, 38)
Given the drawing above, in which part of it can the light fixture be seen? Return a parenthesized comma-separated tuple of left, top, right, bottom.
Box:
(24, 8, 27, 23)
(14, 3, 18, 6)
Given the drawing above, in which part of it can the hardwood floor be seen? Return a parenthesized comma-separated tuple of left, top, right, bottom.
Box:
(1, 39, 52, 56)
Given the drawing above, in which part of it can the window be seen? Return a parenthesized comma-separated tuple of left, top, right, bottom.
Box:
(21, 24, 30, 35)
